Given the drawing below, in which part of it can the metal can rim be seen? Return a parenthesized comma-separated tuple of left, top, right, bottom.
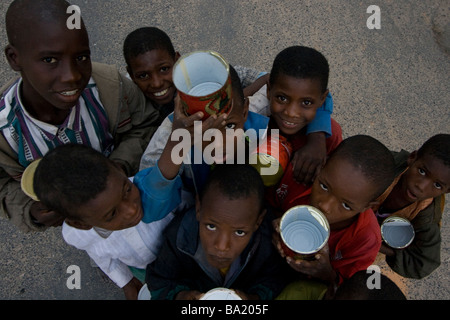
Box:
(173, 50, 230, 96)
(381, 215, 415, 249)
(280, 205, 330, 255)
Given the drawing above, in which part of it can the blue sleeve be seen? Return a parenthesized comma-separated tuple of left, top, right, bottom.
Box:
(306, 92, 333, 137)
(133, 163, 182, 223)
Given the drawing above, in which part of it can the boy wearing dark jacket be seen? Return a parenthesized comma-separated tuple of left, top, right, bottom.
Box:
(146, 164, 291, 300)
(374, 134, 450, 279)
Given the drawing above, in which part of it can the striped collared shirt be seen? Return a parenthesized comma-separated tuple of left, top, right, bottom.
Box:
(0, 78, 114, 168)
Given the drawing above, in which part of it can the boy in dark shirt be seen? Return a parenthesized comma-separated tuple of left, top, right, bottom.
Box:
(146, 164, 291, 300)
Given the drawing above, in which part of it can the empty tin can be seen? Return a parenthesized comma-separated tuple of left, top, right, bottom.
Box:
(280, 205, 330, 260)
(381, 216, 415, 249)
(173, 50, 233, 120)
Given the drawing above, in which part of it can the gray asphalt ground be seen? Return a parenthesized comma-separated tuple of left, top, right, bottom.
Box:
(0, 0, 449, 300)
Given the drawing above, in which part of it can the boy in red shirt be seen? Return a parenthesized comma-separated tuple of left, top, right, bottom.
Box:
(274, 135, 395, 298)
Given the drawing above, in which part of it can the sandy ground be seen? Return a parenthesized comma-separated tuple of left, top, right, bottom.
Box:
(0, 0, 449, 300)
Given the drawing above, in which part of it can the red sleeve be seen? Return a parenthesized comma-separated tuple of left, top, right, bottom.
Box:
(329, 210, 381, 284)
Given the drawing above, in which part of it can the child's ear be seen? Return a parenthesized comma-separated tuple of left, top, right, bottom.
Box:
(407, 150, 418, 166)
(174, 51, 181, 62)
(65, 218, 92, 230)
(254, 208, 267, 231)
(5, 45, 21, 72)
(320, 89, 329, 106)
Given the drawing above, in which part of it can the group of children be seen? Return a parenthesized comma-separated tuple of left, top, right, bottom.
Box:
(1, 0, 449, 300)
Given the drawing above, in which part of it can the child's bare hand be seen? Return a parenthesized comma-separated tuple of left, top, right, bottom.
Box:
(29, 201, 65, 227)
(171, 95, 203, 131)
(172, 95, 228, 139)
(285, 244, 334, 282)
(291, 132, 327, 185)
(122, 277, 143, 300)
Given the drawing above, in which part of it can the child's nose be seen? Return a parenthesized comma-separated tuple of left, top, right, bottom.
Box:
(121, 199, 139, 217)
(150, 74, 163, 88)
(214, 234, 230, 252)
(283, 103, 299, 118)
(60, 60, 82, 83)
(416, 178, 430, 194)
(317, 197, 333, 216)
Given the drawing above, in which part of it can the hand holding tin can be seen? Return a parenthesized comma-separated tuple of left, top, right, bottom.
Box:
(173, 50, 233, 120)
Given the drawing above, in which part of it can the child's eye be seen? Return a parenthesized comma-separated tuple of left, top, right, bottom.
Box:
(418, 168, 426, 176)
(77, 55, 89, 62)
(160, 66, 170, 73)
(276, 95, 287, 103)
(341, 203, 352, 211)
(137, 73, 149, 80)
(226, 123, 236, 129)
(235, 230, 246, 237)
(319, 183, 328, 192)
(433, 182, 442, 190)
(43, 57, 57, 64)
(206, 224, 216, 231)
(303, 100, 312, 106)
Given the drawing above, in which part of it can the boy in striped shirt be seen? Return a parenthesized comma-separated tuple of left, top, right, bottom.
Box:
(0, 0, 160, 232)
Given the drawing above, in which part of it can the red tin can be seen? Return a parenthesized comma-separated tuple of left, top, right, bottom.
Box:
(249, 133, 292, 187)
(173, 50, 233, 120)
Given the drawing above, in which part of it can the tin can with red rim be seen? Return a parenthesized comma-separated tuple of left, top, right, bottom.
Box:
(249, 133, 292, 187)
(173, 50, 233, 120)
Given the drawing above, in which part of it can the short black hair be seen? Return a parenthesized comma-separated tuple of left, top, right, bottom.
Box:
(330, 135, 395, 199)
(6, 0, 86, 50)
(33, 144, 112, 220)
(416, 134, 450, 167)
(334, 270, 407, 300)
(269, 46, 329, 93)
(199, 164, 265, 214)
(123, 27, 175, 68)
(229, 64, 245, 106)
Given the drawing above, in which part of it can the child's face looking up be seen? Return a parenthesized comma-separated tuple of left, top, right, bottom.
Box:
(310, 157, 378, 230)
(6, 22, 92, 116)
(128, 49, 180, 106)
(401, 152, 450, 203)
(70, 165, 143, 231)
(267, 75, 327, 136)
(196, 184, 265, 270)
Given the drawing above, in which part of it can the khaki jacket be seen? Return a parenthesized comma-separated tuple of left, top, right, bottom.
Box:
(0, 62, 159, 232)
